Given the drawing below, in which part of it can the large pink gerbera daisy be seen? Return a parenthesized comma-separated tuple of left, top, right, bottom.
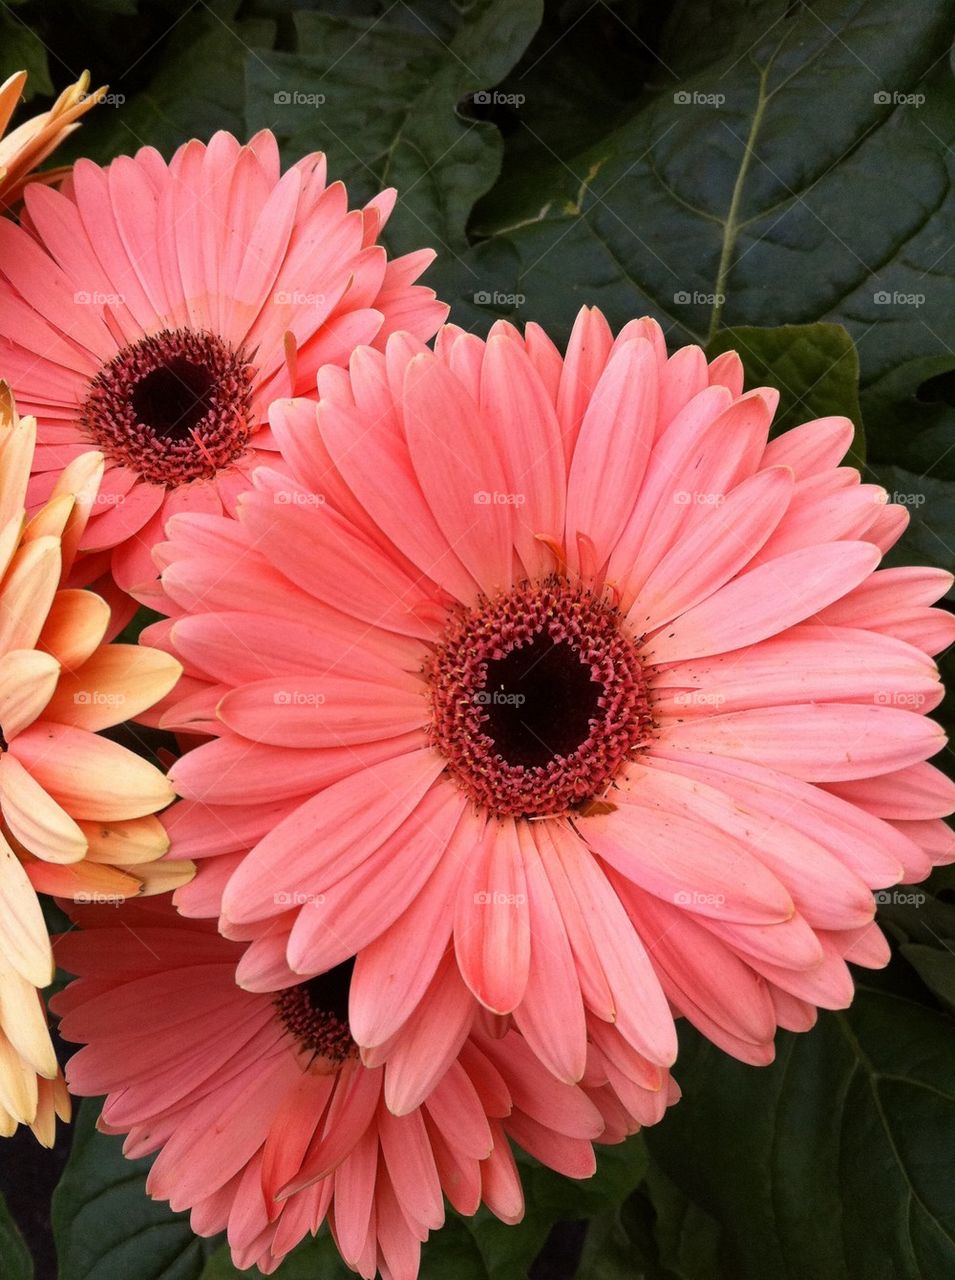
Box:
(53, 898, 641, 1278)
(0, 129, 446, 608)
(152, 309, 955, 1073)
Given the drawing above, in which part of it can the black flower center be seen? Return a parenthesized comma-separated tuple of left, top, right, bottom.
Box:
(80, 327, 255, 486)
(130, 359, 217, 441)
(481, 636, 602, 768)
(274, 958, 356, 1066)
(428, 578, 653, 818)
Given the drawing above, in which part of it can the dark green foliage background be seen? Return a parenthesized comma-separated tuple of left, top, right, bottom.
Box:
(1, 1, 954, 1276)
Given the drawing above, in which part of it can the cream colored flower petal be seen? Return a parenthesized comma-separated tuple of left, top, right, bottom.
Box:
(0, 515, 23, 584)
(0, 648, 59, 740)
(50, 451, 104, 575)
(30, 1072, 70, 1147)
(0, 831, 52, 987)
(0, 73, 105, 209)
(79, 814, 169, 865)
(43, 646, 182, 731)
(24, 493, 74, 543)
(9, 722, 175, 822)
(0, 754, 87, 864)
(0, 1102, 16, 1137)
(0, 956, 56, 1078)
(0, 73, 28, 137)
(134, 859, 195, 896)
(0, 387, 34, 528)
(38, 589, 110, 670)
(0, 535, 61, 655)
(25, 857, 141, 902)
(0, 1028, 37, 1124)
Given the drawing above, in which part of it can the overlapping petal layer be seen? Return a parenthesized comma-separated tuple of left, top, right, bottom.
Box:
(151, 310, 954, 1079)
(0, 129, 446, 616)
(0, 70, 104, 212)
(0, 384, 187, 1142)
(53, 898, 676, 1277)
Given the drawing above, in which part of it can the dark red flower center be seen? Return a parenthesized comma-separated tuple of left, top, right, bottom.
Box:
(428, 578, 653, 818)
(80, 327, 255, 485)
(274, 958, 356, 1067)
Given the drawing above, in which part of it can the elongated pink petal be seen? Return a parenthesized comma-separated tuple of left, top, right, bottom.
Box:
(584, 787, 795, 925)
(453, 819, 530, 1015)
(630, 466, 793, 633)
(402, 352, 513, 596)
(564, 338, 656, 570)
(350, 809, 469, 1048)
(479, 334, 566, 580)
(510, 824, 587, 1083)
(221, 748, 444, 926)
(284, 779, 464, 974)
(217, 674, 426, 747)
(652, 625, 941, 717)
(548, 823, 676, 1066)
(656, 703, 945, 781)
(646, 542, 880, 664)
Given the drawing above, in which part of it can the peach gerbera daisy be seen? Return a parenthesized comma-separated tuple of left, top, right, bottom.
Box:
(53, 897, 630, 1278)
(0, 130, 446, 610)
(0, 70, 105, 213)
(152, 310, 954, 1076)
(0, 383, 187, 1143)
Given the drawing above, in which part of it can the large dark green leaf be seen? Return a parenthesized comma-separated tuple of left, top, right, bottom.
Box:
(202, 1217, 491, 1280)
(644, 992, 955, 1279)
(244, 0, 543, 256)
(456, 1140, 647, 1280)
(0, 9, 52, 97)
(52, 1102, 219, 1280)
(901, 943, 955, 1013)
(870, 464, 955, 595)
(58, 1, 276, 165)
(577, 1166, 723, 1280)
(453, 0, 955, 482)
(197, 1137, 646, 1279)
(708, 321, 865, 463)
(0, 1191, 32, 1280)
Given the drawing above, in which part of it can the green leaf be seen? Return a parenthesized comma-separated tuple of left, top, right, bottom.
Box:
(594, 1166, 723, 1280)
(471, 2, 651, 235)
(53, 1101, 219, 1280)
(0, 1192, 32, 1280)
(59, 2, 276, 165)
(867, 464, 955, 596)
(460, 0, 955, 481)
(0, 9, 52, 97)
(244, 0, 543, 257)
(900, 943, 955, 1014)
(115, 606, 164, 645)
(201, 1208, 488, 1279)
(460, 1140, 647, 1279)
(644, 992, 955, 1279)
(576, 1209, 647, 1280)
(876, 868, 955, 953)
(80, 0, 138, 12)
(200, 1230, 352, 1280)
(707, 322, 865, 465)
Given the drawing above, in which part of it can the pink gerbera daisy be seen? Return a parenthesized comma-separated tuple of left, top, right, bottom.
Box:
(0, 129, 446, 611)
(53, 897, 645, 1278)
(152, 309, 955, 1073)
